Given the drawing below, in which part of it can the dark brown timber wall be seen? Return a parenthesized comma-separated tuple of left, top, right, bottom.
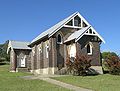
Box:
(77, 35, 101, 66)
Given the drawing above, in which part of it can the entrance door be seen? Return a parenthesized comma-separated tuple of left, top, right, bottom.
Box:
(69, 44, 76, 58)
(21, 55, 26, 67)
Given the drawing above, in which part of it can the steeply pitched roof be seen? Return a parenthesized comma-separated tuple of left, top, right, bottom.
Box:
(30, 12, 79, 45)
(30, 12, 105, 45)
(7, 40, 31, 53)
(64, 25, 105, 43)
(64, 26, 91, 43)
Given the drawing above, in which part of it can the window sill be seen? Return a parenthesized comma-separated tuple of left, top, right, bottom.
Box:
(57, 42, 63, 44)
(87, 53, 92, 55)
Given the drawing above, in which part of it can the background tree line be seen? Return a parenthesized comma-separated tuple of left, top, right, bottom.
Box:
(0, 40, 10, 64)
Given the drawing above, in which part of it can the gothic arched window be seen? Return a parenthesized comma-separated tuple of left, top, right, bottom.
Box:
(87, 44, 92, 55)
(57, 34, 62, 44)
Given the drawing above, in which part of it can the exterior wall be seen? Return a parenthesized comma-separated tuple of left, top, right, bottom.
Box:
(31, 38, 51, 74)
(43, 40, 49, 68)
(31, 36, 64, 74)
(32, 67, 58, 75)
(30, 28, 102, 74)
(77, 35, 101, 66)
(49, 37, 58, 73)
(36, 44, 41, 69)
(31, 28, 80, 74)
(10, 49, 16, 72)
(49, 37, 57, 68)
(31, 46, 35, 70)
(63, 44, 67, 67)
(54, 28, 77, 70)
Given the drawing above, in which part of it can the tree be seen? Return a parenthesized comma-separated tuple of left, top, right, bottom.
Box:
(102, 51, 120, 75)
(0, 40, 10, 63)
(104, 55, 120, 75)
(102, 52, 118, 59)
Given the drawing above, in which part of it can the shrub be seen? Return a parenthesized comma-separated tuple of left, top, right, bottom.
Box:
(104, 55, 120, 75)
(0, 58, 6, 65)
(66, 54, 91, 76)
(0, 58, 6, 62)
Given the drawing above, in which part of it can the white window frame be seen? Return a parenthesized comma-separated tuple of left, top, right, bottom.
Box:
(87, 44, 92, 55)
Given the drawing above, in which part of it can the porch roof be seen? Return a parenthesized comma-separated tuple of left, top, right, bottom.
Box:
(7, 40, 31, 53)
(64, 26, 91, 43)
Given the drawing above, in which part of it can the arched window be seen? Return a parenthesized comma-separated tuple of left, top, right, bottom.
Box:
(57, 34, 62, 44)
(87, 44, 92, 55)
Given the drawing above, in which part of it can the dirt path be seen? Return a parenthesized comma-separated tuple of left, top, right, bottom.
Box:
(21, 75, 93, 91)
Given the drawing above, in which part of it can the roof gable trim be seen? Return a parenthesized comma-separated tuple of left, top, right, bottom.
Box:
(75, 27, 105, 43)
(48, 12, 79, 38)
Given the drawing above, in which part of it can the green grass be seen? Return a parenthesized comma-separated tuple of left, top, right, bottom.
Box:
(0, 65, 70, 91)
(52, 74, 120, 91)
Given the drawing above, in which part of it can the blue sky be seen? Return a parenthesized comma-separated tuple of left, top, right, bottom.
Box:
(0, 0, 120, 54)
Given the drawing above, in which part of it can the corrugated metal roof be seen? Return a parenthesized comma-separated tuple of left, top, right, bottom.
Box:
(9, 40, 31, 50)
(30, 12, 105, 45)
(30, 12, 79, 44)
(64, 26, 91, 43)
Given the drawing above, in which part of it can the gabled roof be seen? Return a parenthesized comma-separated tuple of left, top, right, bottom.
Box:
(7, 40, 31, 54)
(64, 26, 91, 43)
(30, 12, 105, 45)
(64, 26, 105, 43)
(30, 12, 79, 45)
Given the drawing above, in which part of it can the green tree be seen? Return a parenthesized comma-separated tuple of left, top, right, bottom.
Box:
(0, 40, 10, 63)
(102, 51, 120, 74)
(102, 52, 118, 59)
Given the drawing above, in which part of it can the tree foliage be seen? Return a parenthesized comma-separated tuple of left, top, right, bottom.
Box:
(102, 52, 120, 75)
(0, 40, 10, 63)
(102, 52, 118, 59)
(104, 55, 120, 75)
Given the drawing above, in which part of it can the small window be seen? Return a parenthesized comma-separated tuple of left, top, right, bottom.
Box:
(57, 34, 62, 44)
(93, 31, 95, 34)
(74, 16, 81, 27)
(89, 29, 92, 34)
(74, 19, 79, 26)
(87, 44, 92, 55)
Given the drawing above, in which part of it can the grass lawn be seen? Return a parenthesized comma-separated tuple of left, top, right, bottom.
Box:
(0, 65, 70, 91)
(52, 74, 120, 91)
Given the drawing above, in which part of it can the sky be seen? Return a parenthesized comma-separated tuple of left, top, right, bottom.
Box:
(0, 0, 120, 54)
